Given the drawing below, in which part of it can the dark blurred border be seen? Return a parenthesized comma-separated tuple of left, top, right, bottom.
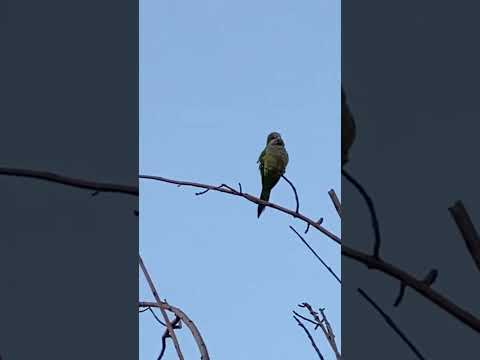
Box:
(0, 1, 138, 358)
(342, 1, 480, 358)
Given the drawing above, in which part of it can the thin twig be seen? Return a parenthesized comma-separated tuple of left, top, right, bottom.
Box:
(0, 167, 138, 196)
(449, 200, 480, 272)
(394, 282, 406, 307)
(159, 316, 182, 360)
(304, 223, 311, 234)
(139, 255, 185, 360)
(290, 226, 341, 284)
(394, 270, 437, 308)
(357, 288, 427, 360)
(195, 189, 210, 195)
(140, 301, 210, 360)
(319, 308, 335, 342)
(148, 307, 166, 326)
(299, 303, 341, 360)
(328, 189, 342, 218)
(342, 169, 381, 258)
(292, 311, 322, 327)
(281, 174, 300, 213)
(293, 316, 325, 360)
(139, 174, 340, 244)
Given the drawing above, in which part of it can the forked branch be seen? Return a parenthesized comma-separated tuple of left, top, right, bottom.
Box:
(139, 255, 184, 360)
(139, 301, 210, 360)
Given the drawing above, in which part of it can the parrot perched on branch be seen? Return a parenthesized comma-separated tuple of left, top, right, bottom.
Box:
(257, 132, 289, 218)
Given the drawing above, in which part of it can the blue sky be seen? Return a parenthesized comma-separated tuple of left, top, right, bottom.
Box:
(139, 1, 340, 358)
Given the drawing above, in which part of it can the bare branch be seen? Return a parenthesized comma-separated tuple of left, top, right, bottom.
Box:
(3, 169, 480, 333)
(344, 247, 480, 332)
(139, 174, 340, 245)
(357, 288, 427, 360)
(141, 173, 480, 332)
(139, 255, 184, 360)
(293, 315, 325, 360)
(140, 301, 210, 360)
(449, 200, 480, 272)
(0, 167, 138, 196)
(290, 226, 341, 284)
(281, 174, 299, 213)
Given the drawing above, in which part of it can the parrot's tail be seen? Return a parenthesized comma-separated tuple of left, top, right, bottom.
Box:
(257, 188, 270, 218)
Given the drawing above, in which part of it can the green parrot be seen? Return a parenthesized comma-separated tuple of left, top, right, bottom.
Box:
(257, 132, 289, 217)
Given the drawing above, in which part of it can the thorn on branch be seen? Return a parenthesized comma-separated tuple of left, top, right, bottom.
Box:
(304, 223, 310, 234)
(422, 269, 438, 286)
(195, 188, 210, 196)
(305, 217, 324, 234)
(218, 183, 237, 192)
(281, 175, 300, 213)
(393, 271, 438, 307)
(238, 182, 243, 193)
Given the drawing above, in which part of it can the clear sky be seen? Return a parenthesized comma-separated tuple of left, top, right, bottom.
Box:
(139, 1, 341, 359)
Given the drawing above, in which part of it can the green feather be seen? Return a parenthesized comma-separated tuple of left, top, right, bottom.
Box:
(257, 132, 288, 218)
